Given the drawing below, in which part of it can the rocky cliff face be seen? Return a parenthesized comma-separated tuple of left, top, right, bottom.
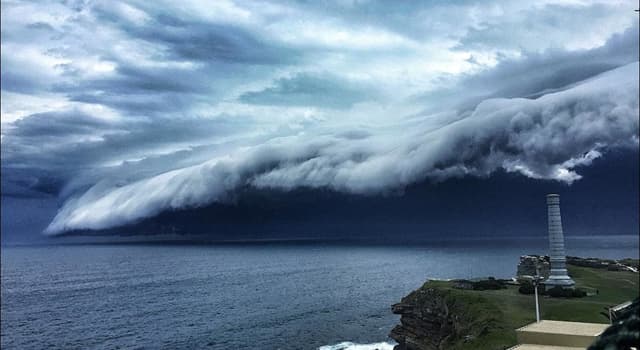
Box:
(389, 282, 502, 350)
(389, 287, 453, 350)
(566, 256, 638, 272)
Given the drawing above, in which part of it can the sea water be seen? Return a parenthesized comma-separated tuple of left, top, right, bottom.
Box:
(1, 235, 637, 349)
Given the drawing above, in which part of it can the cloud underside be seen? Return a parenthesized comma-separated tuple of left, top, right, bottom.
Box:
(44, 63, 639, 234)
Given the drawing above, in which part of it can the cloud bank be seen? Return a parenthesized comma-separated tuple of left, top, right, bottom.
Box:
(0, 0, 638, 235)
(44, 62, 639, 234)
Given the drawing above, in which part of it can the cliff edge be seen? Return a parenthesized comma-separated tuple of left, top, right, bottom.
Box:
(389, 281, 509, 350)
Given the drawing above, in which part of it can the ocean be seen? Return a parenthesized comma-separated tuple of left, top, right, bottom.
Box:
(1, 235, 637, 349)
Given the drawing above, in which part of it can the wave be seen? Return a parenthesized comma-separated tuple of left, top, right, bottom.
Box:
(318, 341, 397, 350)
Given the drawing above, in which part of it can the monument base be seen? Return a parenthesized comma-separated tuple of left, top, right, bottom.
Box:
(544, 276, 576, 290)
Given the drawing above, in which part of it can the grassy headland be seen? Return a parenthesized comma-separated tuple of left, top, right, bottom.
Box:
(392, 264, 639, 350)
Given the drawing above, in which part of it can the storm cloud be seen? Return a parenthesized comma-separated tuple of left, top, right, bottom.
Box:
(1, 0, 638, 235)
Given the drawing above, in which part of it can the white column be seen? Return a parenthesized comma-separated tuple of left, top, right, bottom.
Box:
(544, 194, 575, 289)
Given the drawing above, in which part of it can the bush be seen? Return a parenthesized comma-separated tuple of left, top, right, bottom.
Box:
(472, 278, 505, 290)
(546, 286, 586, 298)
(546, 286, 570, 297)
(572, 288, 587, 297)
(518, 282, 535, 295)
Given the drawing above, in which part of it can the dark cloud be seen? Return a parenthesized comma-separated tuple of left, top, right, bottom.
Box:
(94, 3, 300, 65)
(5, 110, 114, 138)
(1, 111, 259, 172)
(414, 22, 640, 114)
(0, 58, 52, 94)
(466, 23, 639, 98)
(150, 23, 295, 64)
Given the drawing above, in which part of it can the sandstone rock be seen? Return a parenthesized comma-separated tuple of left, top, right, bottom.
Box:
(517, 255, 550, 280)
(389, 285, 498, 350)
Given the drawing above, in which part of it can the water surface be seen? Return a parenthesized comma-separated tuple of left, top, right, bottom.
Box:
(2, 235, 637, 349)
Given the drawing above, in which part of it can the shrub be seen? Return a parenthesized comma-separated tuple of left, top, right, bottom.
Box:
(546, 286, 569, 297)
(572, 288, 587, 297)
(518, 282, 535, 295)
(546, 286, 586, 298)
(472, 278, 505, 290)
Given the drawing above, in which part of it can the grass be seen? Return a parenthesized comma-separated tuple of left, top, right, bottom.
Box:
(423, 265, 639, 349)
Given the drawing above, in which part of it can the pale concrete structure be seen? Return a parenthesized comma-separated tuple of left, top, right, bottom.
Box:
(544, 194, 575, 290)
(513, 320, 608, 348)
(508, 345, 585, 350)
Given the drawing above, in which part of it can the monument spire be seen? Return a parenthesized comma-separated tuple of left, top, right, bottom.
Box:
(544, 194, 575, 289)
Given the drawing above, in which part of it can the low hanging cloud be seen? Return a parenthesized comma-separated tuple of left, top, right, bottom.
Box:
(44, 62, 639, 234)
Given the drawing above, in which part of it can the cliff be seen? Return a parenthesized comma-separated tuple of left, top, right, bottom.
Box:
(389, 281, 510, 350)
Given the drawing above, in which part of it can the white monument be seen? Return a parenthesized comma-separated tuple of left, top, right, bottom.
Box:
(544, 194, 575, 290)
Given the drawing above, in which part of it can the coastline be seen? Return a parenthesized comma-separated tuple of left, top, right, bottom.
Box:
(387, 257, 639, 350)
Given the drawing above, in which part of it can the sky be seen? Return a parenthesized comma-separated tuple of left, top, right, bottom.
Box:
(1, 0, 639, 242)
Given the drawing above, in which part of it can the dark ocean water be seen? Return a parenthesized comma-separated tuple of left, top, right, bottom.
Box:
(1, 235, 638, 350)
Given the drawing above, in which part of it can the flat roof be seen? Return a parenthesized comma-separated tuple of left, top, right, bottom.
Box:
(611, 301, 632, 311)
(509, 345, 585, 350)
(517, 320, 608, 336)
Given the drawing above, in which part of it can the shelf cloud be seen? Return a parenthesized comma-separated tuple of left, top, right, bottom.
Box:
(1, 0, 638, 235)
